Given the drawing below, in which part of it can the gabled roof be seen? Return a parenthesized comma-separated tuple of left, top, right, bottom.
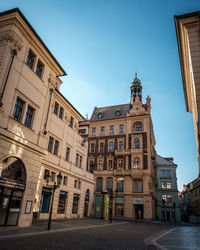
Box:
(156, 154, 177, 167)
(90, 103, 148, 122)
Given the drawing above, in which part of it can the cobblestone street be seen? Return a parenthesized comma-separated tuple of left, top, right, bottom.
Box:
(1, 218, 199, 250)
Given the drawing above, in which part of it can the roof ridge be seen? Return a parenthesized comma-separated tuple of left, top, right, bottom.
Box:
(95, 103, 129, 110)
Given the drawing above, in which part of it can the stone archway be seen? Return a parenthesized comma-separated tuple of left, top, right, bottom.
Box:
(0, 157, 26, 226)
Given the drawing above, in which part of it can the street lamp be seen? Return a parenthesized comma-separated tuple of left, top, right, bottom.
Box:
(162, 199, 166, 223)
(45, 171, 63, 230)
(173, 203, 176, 222)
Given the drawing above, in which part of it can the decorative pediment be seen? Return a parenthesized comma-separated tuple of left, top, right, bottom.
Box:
(127, 96, 145, 116)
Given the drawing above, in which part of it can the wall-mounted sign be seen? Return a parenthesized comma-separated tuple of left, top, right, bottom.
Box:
(133, 198, 144, 204)
(25, 201, 32, 214)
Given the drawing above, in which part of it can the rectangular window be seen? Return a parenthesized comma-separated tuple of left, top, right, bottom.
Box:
(108, 160, 113, 170)
(40, 188, 51, 213)
(91, 143, 95, 153)
(78, 180, 81, 189)
(58, 191, 67, 214)
(92, 128, 96, 136)
(69, 116, 74, 128)
(119, 124, 124, 133)
(161, 170, 171, 178)
(53, 140, 59, 155)
(106, 177, 113, 192)
(74, 180, 78, 188)
(48, 136, 54, 153)
(110, 125, 114, 134)
(63, 176, 68, 185)
(51, 172, 55, 181)
(54, 102, 59, 115)
(35, 60, 44, 78)
(24, 105, 34, 128)
(133, 180, 143, 193)
(44, 169, 50, 179)
(79, 156, 83, 168)
(76, 154, 79, 166)
(109, 141, 114, 151)
(117, 178, 124, 192)
(101, 127, 105, 135)
(59, 107, 64, 119)
(167, 194, 172, 203)
(161, 182, 171, 189)
(65, 147, 70, 161)
(162, 194, 167, 202)
(26, 49, 35, 69)
(72, 194, 79, 214)
(89, 161, 94, 173)
(99, 142, 104, 152)
(119, 141, 124, 151)
(13, 97, 25, 122)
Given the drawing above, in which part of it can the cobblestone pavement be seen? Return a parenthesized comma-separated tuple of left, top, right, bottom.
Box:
(0, 218, 199, 250)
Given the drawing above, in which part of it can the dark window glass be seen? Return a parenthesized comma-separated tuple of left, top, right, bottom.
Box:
(35, 60, 44, 78)
(24, 105, 34, 128)
(79, 156, 82, 168)
(51, 172, 55, 181)
(89, 161, 94, 173)
(96, 177, 103, 192)
(48, 136, 54, 153)
(101, 127, 104, 135)
(54, 102, 59, 115)
(119, 141, 124, 151)
(26, 50, 35, 69)
(119, 124, 124, 133)
(108, 160, 113, 170)
(100, 142, 104, 152)
(106, 177, 113, 192)
(63, 176, 68, 185)
(53, 140, 59, 155)
(133, 180, 143, 193)
(72, 194, 79, 214)
(58, 191, 67, 214)
(69, 116, 74, 128)
(117, 178, 124, 192)
(91, 143, 95, 153)
(115, 110, 121, 117)
(65, 147, 70, 161)
(59, 107, 64, 119)
(13, 98, 25, 122)
(44, 169, 50, 179)
(133, 138, 140, 149)
(92, 128, 96, 136)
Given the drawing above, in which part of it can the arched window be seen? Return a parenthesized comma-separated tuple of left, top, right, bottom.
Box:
(135, 122, 142, 131)
(134, 157, 140, 169)
(133, 138, 140, 149)
(96, 177, 103, 192)
(1, 157, 26, 183)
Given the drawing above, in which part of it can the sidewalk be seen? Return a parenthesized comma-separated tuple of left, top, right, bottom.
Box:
(0, 217, 127, 238)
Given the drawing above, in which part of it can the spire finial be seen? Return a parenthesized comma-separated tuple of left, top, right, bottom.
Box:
(135, 72, 137, 78)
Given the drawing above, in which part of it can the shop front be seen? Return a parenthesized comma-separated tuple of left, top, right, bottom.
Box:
(0, 157, 26, 226)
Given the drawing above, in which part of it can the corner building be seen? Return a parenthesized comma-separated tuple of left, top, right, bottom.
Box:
(0, 8, 94, 227)
(87, 75, 157, 219)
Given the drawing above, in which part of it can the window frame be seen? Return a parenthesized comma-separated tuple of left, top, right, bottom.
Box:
(26, 49, 36, 70)
(24, 105, 35, 128)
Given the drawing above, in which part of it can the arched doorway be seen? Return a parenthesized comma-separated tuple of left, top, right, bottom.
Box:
(84, 189, 90, 217)
(0, 157, 26, 226)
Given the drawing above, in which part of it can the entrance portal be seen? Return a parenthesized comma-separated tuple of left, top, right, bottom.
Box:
(0, 157, 26, 226)
(135, 204, 143, 219)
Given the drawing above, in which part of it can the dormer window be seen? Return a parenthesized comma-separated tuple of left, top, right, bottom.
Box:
(98, 112, 103, 119)
(115, 109, 121, 117)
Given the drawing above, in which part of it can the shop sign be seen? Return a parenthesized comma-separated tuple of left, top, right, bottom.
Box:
(133, 198, 144, 204)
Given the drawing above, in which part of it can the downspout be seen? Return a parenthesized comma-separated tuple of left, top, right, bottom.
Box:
(43, 88, 53, 135)
(0, 49, 17, 107)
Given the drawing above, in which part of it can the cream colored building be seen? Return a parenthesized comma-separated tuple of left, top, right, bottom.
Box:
(175, 12, 200, 173)
(81, 74, 157, 220)
(0, 8, 94, 227)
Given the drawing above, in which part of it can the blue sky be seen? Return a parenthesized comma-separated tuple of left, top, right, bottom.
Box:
(1, 0, 200, 190)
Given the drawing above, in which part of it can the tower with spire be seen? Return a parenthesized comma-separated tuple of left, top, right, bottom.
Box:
(130, 73, 142, 103)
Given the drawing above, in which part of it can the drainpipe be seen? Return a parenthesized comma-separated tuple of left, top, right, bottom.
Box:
(0, 49, 17, 107)
(43, 88, 53, 134)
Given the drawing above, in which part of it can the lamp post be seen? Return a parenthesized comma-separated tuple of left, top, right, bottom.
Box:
(173, 203, 176, 222)
(162, 199, 166, 223)
(45, 171, 63, 230)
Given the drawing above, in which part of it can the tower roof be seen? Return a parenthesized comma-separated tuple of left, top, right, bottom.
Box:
(131, 73, 141, 86)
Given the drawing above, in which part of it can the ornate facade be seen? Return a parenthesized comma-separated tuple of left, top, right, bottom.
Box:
(81, 74, 157, 220)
